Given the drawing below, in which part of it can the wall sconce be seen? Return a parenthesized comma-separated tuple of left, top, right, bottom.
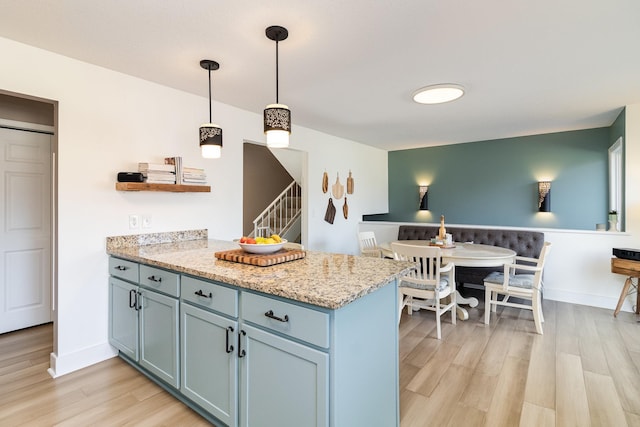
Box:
(538, 181, 551, 212)
(419, 185, 429, 210)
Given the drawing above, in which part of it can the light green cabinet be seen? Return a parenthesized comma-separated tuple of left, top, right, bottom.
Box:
(139, 288, 179, 388)
(108, 257, 180, 389)
(109, 256, 399, 427)
(181, 302, 238, 426)
(108, 276, 139, 361)
(239, 323, 328, 427)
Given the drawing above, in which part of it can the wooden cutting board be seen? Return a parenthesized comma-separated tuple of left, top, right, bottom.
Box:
(214, 248, 306, 267)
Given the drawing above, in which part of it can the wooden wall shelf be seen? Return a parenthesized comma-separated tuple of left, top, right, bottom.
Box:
(115, 182, 210, 192)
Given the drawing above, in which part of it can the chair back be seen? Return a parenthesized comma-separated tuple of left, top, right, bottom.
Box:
(503, 241, 551, 292)
(391, 242, 443, 288)
(358, 231, 381, 257)
(531, 241, 552, 285)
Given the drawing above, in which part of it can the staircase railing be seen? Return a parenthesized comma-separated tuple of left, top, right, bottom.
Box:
(252, 180, 301, 238)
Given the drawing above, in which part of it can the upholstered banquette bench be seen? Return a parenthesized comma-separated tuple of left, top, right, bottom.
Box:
(396, 225, 545, 287)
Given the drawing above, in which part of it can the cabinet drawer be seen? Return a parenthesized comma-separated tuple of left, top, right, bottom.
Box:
(241, 292, 329, 348)
(181, 276, 238, 318)
(109, 257, 139, 283)
(139, 265, 180, 297)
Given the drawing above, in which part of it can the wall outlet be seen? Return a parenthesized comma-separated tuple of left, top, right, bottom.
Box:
(142, 215, 152, 229)
(129, 214, 139, 229)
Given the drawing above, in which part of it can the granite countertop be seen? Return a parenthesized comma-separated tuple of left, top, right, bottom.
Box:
(106, 233, 413, 310)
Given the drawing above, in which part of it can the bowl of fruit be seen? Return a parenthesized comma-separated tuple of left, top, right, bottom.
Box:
(236, 235, 287, 254)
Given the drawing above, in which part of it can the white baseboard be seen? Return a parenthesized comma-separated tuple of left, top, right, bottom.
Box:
(544, 288, 634, 313)
(48, 342, 118, 378)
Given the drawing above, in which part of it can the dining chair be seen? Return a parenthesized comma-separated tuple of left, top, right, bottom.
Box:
(391, 242, 456, 339)
(483, 241, 552, 334)
(358, 231, 382, 258)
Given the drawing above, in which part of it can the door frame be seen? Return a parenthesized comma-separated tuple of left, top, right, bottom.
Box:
(0, 90, 58, 368)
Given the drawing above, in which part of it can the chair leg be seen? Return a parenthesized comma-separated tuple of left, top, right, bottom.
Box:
(484, 286, 492, 325)
(532, 290, 543, 335)
(451, 293, 457, 326)
(435, 293, 442, 339)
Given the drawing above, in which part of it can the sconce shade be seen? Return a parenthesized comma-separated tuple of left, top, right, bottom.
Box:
(200, 59, 222, 159)
(264, 25, 291, 148)
(538, 181, 551, 212)
(419, 185, 429, 210)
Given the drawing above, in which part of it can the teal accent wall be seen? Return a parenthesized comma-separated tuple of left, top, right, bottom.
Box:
(365, 127, 614, 230)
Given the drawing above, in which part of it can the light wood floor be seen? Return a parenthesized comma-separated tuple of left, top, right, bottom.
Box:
(3, 297, 640, 426)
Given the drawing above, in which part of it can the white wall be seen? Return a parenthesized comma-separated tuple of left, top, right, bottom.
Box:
(360, 102, 640, 314)
(0, 37, 388, 376)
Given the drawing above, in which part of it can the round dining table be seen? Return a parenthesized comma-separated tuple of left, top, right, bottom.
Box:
(380, 241, 516, 320)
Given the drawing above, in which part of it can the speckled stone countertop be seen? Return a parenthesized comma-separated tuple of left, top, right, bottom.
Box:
(107, 236, 414, 310)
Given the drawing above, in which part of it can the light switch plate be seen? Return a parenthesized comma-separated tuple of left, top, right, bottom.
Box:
(129, 214, 139, 229)
(142, 215, 152, 228)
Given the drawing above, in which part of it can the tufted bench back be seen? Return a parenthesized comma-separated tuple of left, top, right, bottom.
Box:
(397, 225, 544, 258)
(396, 225, 545, 286)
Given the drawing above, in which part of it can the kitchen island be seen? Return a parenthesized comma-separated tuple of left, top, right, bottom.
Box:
(107, 230, 413, 427)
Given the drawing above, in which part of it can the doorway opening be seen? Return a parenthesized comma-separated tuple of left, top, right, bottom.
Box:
(0, 90, 57, 371)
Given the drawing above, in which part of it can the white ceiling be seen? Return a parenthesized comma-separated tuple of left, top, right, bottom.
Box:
(1, 0, 639, 151)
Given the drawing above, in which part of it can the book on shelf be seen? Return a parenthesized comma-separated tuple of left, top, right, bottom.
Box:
(183, 172, 207, 180)
(164, 156, 183, 185)
(182, 179, 208, 185)
(138, 162, 176, 173)
(146, 180, 177, 184)
(143, 172, 176, 183)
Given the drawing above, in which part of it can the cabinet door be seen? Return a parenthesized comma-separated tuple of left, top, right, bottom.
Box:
(139, 289, 179, 388)
(181, 303, 238, 427)
(239, 324, 328, 427)
(108, 277, 138, 361)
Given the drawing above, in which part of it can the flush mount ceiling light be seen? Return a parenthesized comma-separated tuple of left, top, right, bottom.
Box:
(412, 84, 465, 104)
(199, 59, 222, 159)
(264, 25, 291, 148)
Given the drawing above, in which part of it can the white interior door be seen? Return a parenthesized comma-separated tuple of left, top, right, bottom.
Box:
(0, 127, 52, 334)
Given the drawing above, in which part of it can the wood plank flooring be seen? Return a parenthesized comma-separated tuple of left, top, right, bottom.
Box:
(3, 297, 640, 426)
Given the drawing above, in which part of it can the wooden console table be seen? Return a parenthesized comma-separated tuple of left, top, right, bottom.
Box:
(612, 257, 640, 317)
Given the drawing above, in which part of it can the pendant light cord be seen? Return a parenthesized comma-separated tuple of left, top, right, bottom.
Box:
(275, 39, 279, 104)
(208, 67, 212, 123)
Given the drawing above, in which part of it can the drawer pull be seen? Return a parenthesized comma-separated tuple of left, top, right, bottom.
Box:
(194, 289, 212, 299)
(115, 265, 128, 271)
(265, 310, 289, 323)
(225, 326, 234, 354)
(147, 275, 162, 283)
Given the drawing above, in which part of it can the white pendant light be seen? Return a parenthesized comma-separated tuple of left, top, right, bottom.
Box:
(199, 59, 223, 159)
(264, 26, 291, 148)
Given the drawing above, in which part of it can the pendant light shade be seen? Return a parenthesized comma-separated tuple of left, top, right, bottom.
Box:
(264, 26, 291, 148)
(199, 59, 222, 159)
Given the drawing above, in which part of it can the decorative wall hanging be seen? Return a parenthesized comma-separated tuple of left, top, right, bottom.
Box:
(332, 173, 344, 199)
(324, 198, 336, 224)
(322, 170, 328, 193)
(343, 197, 349, 219)
(347, 170, 354, 194)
